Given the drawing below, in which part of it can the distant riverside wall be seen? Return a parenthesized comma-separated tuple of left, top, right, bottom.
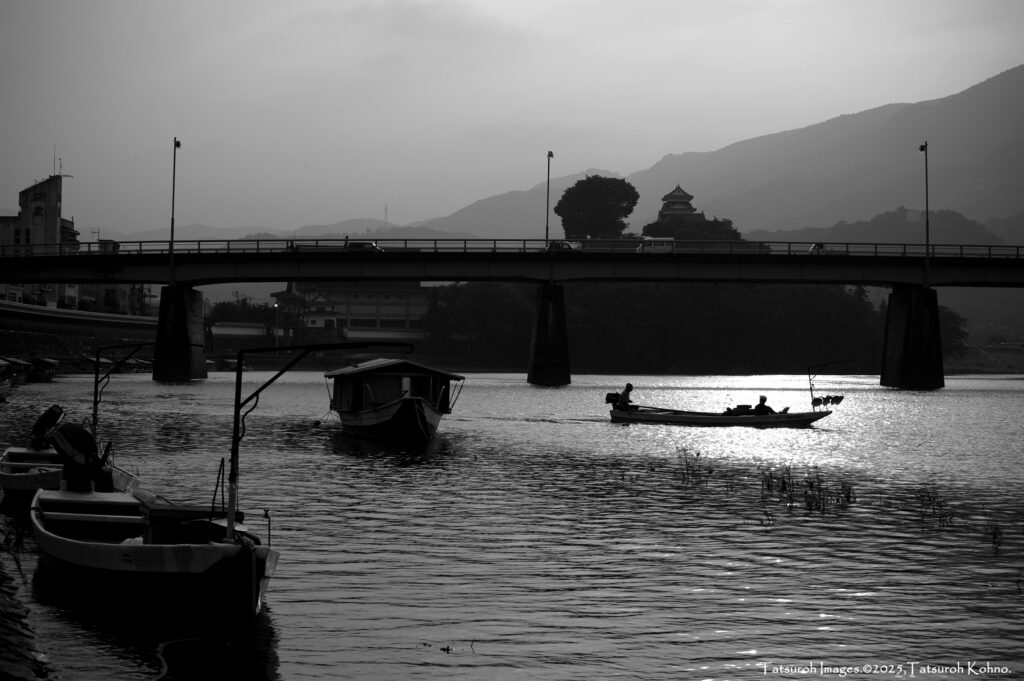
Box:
(1, 302, 156, 371)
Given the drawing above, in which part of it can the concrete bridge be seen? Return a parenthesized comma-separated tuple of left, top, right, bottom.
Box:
(3, 237, 1023, 388)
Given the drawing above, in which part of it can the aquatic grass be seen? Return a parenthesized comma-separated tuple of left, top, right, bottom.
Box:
(984, 520, 1004, 548)
(577, 448, 1018, 560)
(675, 447, 713, 488)
(914, 485, 949, 522)
(0, 519, 29, 582)
(756, 465, 855, 516)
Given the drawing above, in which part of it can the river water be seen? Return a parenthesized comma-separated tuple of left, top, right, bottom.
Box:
(1, 370, 1022, 680)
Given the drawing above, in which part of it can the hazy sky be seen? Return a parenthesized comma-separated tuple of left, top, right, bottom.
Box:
(2, 0, 1023, 235)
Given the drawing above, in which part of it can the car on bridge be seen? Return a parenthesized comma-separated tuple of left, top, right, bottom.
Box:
(545, 240, 579, 252)
(342, 240, 384, 253)
(289, 240, 384, 253)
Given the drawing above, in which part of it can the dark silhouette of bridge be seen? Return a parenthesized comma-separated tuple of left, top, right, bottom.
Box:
(3, 237, 1023, 388)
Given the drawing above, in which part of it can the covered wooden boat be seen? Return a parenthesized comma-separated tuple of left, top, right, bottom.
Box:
(609, 405, 831, 428)
(1, 357, 31, 385)
(29, 357, 59, 382)
(325, 358, 464, 443)
(0, 360, 12, 402)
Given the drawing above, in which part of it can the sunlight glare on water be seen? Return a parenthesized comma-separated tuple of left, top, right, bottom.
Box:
(1, 371, 1022, 680)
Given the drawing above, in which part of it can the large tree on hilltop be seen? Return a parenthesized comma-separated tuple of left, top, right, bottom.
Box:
(554, 176, 639, 239)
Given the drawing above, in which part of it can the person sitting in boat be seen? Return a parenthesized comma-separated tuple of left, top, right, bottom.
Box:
(753, 395, 775, 415)
(617, 383, 636, 411)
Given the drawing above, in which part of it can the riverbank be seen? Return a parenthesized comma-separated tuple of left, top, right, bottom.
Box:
(0, 528, 51, 681)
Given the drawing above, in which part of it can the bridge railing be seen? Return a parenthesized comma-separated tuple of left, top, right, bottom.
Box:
(1, 238, 1022, 259)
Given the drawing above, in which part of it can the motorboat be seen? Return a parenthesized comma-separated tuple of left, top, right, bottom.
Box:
(607, 403, 831, 427)
(0, 405, 67, 509)
(29, 343, 284, 623)
(605, 363, 844, 428)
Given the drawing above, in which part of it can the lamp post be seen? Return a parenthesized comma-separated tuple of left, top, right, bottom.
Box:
(919, 141, 929, 286)
(545, 150, 553, 242)
(274, 303, 279, 350)
(170, 137, 181, 284)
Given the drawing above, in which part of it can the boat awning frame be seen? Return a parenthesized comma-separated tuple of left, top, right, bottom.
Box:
(324, 358, 464, 381)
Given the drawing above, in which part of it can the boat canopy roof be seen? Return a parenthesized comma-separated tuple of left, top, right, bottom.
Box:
(324, 358, 464, 381)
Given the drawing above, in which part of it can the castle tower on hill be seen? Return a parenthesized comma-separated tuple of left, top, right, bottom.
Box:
(657, 185, 698, 222)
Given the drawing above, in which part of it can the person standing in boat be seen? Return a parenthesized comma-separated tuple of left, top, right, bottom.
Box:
(617, 383, 635, 411)
(753, 395, 775, 415)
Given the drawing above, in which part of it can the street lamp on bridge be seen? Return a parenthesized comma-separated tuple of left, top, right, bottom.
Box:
(274, 302, 279, 350)
(545, 150, 553, 241)
(170, 137, 181, 285)
(919, 141, 930, 286)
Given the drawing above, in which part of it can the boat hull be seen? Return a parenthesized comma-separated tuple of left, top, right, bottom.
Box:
(610, 408, 831, 427)
(30, 489, 279, 621)
(0, 446, 63, 509)
(336, 397, 445, 443)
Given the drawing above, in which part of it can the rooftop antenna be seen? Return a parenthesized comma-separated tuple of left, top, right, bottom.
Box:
(51, 146, 73, 179)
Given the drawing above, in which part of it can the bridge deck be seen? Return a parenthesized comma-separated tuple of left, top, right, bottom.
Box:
(2, 238, 1023, 288)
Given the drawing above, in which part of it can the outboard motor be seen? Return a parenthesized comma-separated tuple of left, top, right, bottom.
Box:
(30, 404, 65, 449)
(51, 423, 100, 492)
(605, 392, 621, 404)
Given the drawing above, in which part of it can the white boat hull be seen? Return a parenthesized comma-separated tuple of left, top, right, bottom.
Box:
(1, 446, 63, 507)
(30, 489, 279, 620)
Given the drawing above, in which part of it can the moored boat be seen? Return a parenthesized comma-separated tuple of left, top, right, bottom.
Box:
(0, 405, 68, 509)
(0, 360, 12, 401)
(31, 480, 276, 621)
(0, 446, 63, 503)
(29, 357, 60, 382)
(28, 342, 287, 624)
(1, 357, 31, 385)
(325, 358, 464, 443)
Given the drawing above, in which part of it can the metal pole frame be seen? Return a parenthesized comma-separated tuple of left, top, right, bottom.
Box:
(545, 150, 553, 241)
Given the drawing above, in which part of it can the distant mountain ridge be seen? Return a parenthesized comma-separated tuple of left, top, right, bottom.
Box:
(94, 218, 477, 243)
(92, 65, 1024, 246)
(417, 65, 1024, 239)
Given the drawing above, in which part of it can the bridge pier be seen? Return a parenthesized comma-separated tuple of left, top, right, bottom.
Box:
(527, 282, 571, 386)
(880, 286, 944, 390)
(152, 285, 208, 382)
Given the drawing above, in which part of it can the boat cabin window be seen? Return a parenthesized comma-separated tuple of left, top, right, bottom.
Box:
(332, 370, 453, 411)
(363, 375, 404, 405)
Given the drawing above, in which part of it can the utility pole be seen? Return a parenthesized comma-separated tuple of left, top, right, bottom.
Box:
(919, 141, 930, 287)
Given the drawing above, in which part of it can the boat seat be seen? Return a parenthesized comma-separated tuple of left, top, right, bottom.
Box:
(40, 490, 140, 505)
(36, 490, 143, 516)
(38, 510, 146, 525)
(5, 447, 57, 455)
(2, 461, 62, 469)
(144, 503, 242, 522)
